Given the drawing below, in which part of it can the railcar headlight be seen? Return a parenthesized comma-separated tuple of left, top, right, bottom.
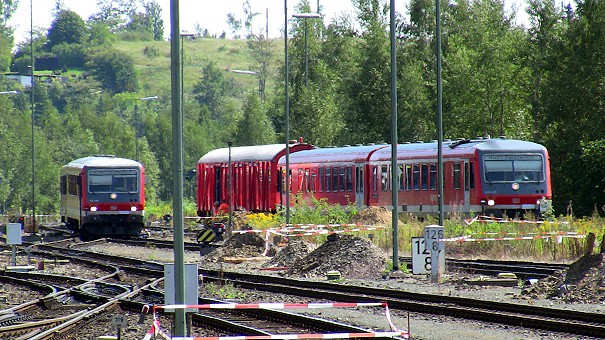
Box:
(512, 182, 520, 191)
(90, 206, 98, 212)
(131, 206, 137, 212)
(110, 193, 117, 199)
(487, 199, 495, 206)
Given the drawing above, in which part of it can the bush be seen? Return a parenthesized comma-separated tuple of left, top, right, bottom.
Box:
(143, 45, 160, 58)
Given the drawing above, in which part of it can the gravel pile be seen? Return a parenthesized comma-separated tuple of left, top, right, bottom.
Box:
(519, 252, 605, 303)
(284, 234, 389, 279)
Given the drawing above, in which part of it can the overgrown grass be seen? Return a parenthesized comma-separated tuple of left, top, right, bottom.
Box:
(240, 198, 596, 263)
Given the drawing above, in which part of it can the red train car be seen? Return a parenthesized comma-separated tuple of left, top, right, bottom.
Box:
(60, 155, 145, 240)
(196, 141, 315, 216)
(280, 137, 552, 218)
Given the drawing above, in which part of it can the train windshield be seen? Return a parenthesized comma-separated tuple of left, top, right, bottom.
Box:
(88, 169, 138, 193)
(483, 154, 544, 183)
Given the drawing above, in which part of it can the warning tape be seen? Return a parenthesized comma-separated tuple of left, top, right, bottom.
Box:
(144, 302, 409, 339)
(171, 330, 408, 340)
(281, 223, 387, 229)
(443, 233, 585, 242)
(154, 302, 387, 311)
(464, 215, 569, 225)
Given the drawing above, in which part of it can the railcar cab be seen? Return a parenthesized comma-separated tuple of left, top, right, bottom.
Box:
(475, 139, 552, 218)
(60, 155, 145, 239)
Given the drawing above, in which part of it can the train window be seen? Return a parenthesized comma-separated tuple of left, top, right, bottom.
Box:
(453, 162, 461, 190)
(339, 167, 345, 191)
(381, 165, 388, 191)
(68, 175, 78, 196)
(346, 167, 353, 192)
(311, 170, 316, 192)
(319, 168, 324, 192)
(298, 169, 304, 191)
(332, 167, 339, 192)
(413, 165, 420, 190)
(372, 166, 378, 192)
(484, 155, 544, 183)
(470, 161, 475, 189)
(60, 175, 67, 195)
(278, 169, 284, 193)
(398, 164, 404, 191)
(305, 169, 311, 192)
(88, 169, 138, 193)
(325, 167, 331, 192)
(406, 165, 412, 191)
(421, 164, 428, 190)
(430, 164, 437, 190)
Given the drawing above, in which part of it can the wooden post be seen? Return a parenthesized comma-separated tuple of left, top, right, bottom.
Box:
(585, 232, 596, 256)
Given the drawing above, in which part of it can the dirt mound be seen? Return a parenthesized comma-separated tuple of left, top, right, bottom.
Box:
(203, 232, 277, 262)
(262, 238, 316, 268)
(519, 253, 605, 303)
(350, 206, 392, 226)
(286, 234, 389, 279)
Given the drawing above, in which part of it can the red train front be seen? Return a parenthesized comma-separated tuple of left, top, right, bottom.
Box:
(60, 155, 145, 240)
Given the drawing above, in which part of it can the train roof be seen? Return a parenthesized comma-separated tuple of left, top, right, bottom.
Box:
(370, 138, 548, 160)
(197, 143, 316, 164)
(62, 156, 142, 169)
(278, 144, 390, 164)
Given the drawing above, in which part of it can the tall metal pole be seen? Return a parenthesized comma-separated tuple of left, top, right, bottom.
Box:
(389, 0, 399, 272)
(170, 0, 186, 335)
(30, 0, 36, 233)
(228, 142, 233, 235)
(284, 0, 291, 227)
(134, 104, 140, 161)
(304, 18, 309, 86)
(436, 0, 444, 227)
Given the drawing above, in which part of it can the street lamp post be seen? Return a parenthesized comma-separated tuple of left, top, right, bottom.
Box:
(135, 96, 159, 161)
(232, 69, 264, 100)
(292, 13, 320, 87)
(180, 32, 194, 130)
(227, 142, 233, 237)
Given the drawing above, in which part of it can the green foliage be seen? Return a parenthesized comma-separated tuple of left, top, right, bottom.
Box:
(143, 45, 160, 58)
(234, 92, 276, 145)
(89, 49, 139, 93)
(51, 43, 87, 68)
(47, 10, 87, 50)
(285, 194, 358, 225)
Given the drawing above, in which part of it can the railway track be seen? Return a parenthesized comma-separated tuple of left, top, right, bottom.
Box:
(0, 237, 596, 338)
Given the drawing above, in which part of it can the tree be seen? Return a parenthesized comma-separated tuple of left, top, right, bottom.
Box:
(234, 92, 276, 145)
(90, 49, 139, 93)
(0, 0, 18, 26)
(192, 61, 235, 119)
(91, 0, 137, 32)
(47, 10, 87, 50)
(227, 13, 242, 39)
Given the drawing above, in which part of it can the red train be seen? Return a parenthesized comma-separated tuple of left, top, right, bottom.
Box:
(197, 137, 552, 219)
(60, 155, 146, 240)
(196, 140, 315, 216)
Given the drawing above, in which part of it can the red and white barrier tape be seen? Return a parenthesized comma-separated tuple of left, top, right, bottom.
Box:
(145, 302, 409, 339)
(464, 215, 569, 225)
(154, 302, 386, 311)
(171, 330, 409, 340)
(443, 233, 585, 242)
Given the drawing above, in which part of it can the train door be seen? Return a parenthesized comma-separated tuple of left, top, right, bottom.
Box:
(463, 160, 471, 213)
(355, 164, 364, 209)
(214, 167, 222, 204)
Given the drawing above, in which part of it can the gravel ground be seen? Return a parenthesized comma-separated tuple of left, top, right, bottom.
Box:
(3, 232, 604, 340)
(84, 235, 605, 339)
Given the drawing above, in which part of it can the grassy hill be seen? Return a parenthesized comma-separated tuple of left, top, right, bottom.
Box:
(113, 38, 284, 100)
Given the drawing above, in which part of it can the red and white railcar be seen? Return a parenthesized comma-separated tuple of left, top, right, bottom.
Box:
(60, 156, 145, 240)
(196, 141, 315, 216)
(280, 138, 552, 218)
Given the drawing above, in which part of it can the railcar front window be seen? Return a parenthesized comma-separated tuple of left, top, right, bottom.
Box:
(88, 170, 138, 193)
(483, 155, 544, 183)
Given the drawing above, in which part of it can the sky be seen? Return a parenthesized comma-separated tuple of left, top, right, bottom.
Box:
(7, 0, 527, 47)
